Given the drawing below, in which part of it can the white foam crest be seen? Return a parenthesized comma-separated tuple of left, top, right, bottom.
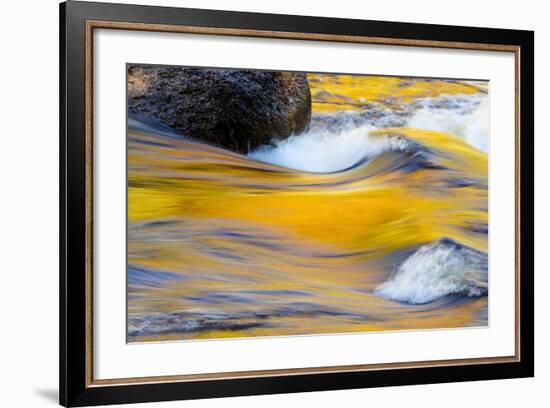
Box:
(407, 94, 489, 152)
(375, 240, 487, 304)
(250, 93, 489, 172)
(249, 124, 408, 173)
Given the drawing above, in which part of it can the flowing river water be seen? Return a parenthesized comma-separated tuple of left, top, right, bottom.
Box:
(127, 73, 489, 342)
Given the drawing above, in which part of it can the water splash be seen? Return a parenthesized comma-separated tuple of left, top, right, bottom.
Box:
(249, 125, 419, 173)
(408, 94, 489, 153)
(375, 238, 488, 305)
(250, 93, 489, 173)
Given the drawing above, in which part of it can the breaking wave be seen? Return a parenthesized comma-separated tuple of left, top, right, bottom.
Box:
(375, 238, 488, 305)
(250, 124, 414, 173)
(408, 94, 489, 153)
(250, 93, 489, 172)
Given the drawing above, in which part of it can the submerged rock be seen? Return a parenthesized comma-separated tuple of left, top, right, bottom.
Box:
(128, 65, 312, 153)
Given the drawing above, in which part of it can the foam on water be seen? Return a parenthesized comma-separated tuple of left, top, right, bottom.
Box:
(250, 124, 415, 173)
(250, 93, 489, 172)
(407, 94, 489, 153)
(375, 238, 488, 305)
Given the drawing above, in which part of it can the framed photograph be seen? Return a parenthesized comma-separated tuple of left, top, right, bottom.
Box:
(60, 1, 534, 406)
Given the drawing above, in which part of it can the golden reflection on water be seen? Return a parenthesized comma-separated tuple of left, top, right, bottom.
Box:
(127, 74, 488, 342)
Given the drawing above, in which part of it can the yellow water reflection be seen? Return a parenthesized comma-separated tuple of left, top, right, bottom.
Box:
(127, 74, 488, 341)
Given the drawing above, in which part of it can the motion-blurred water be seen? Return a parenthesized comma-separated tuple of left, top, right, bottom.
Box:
(127, 74, 489, 342)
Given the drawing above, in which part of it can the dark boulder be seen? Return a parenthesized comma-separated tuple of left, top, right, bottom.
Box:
(128, 65, 312, 153)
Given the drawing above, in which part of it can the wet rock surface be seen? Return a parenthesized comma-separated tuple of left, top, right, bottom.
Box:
(128, 65, 312, 153)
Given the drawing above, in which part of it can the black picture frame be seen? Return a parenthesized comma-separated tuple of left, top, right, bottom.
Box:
(60, 1, 534, 406)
